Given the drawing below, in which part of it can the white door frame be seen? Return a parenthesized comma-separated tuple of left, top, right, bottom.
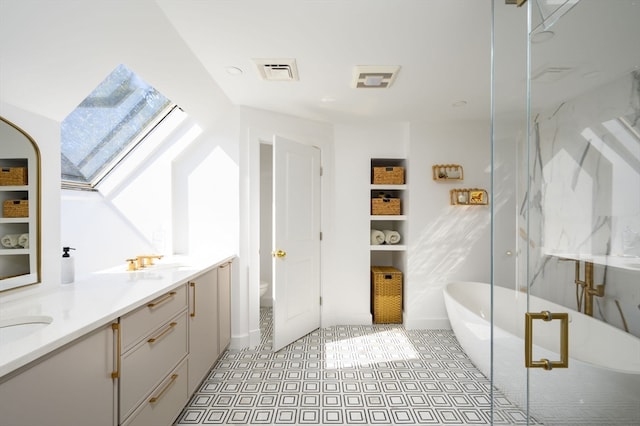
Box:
(239, 114, 333, 351)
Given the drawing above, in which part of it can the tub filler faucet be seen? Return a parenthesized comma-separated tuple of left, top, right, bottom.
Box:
(572, 260, 604, 317)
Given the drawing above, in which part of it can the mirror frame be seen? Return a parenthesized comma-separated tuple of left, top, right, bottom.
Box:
(0, 116, 41, 292)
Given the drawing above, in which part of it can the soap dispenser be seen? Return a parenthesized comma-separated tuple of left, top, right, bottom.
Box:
(61, 247, 76, 284)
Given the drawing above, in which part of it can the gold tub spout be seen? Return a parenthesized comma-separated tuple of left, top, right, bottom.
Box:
(573, 261, 604, 316)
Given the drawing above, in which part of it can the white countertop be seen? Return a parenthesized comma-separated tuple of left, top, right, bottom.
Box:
(0, 253, 235, 379)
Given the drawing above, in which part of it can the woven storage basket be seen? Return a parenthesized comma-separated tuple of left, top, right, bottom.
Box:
(372, 166, 404, 185)
(3, 200, 28, 218)
(371, 197, 401, 215)
(0, 167, 27, 186)
(371, 266, 403, 324)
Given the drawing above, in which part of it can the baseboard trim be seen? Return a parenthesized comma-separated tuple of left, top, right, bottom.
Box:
(404, 317, 451, 330)
(321, 310, 373, 328)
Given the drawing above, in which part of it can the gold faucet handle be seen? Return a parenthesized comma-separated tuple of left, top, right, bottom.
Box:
(126, 258, 138, 271)
(589, 284, 605, 297)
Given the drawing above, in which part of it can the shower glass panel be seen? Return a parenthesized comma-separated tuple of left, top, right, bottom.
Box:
(493, 0, 640, 424)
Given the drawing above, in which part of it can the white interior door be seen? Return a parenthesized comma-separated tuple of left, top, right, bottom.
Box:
(272, 135, 321, 352)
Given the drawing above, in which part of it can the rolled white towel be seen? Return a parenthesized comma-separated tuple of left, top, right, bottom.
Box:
(370, 229, 385, 245)
(383, 229, 401, 245)
(1, 234, 19, 248)
(18, 233, 29, 248)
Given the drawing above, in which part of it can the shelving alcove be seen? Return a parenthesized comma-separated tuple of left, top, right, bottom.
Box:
(369, 158, 406, 324)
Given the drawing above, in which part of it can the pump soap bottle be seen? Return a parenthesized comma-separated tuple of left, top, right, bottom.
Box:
(61, 247, 76, 284)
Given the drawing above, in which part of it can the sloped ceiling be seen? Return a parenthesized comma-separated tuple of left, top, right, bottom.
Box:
(1, 1, 638, 125)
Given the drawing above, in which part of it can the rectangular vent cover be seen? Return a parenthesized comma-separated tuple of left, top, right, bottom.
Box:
(254, 59, 299, 81)
(352, 65, 400, 88)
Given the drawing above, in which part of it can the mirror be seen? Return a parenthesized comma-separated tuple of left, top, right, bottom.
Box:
(0, 116, 40, 292)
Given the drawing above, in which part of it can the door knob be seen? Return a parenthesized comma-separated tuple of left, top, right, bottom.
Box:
(272, 249, 287, 258)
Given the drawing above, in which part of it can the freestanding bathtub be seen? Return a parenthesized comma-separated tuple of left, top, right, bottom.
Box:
(444, 281, 640, 425)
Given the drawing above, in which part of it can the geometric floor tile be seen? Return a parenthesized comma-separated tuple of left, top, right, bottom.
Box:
(174, 308, 539, 425)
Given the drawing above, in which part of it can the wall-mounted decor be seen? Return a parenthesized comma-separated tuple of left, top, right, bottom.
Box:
(432, 164, 463, 181)
(450, 188, 488, 205)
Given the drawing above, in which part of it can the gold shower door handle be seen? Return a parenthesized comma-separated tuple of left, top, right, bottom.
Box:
(525, 311, 569, 370)
(272, 250, 287, 258)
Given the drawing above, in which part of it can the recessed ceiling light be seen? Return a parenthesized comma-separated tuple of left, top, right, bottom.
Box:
(452, 100, 468, 108)
(225, 66, 243, 76)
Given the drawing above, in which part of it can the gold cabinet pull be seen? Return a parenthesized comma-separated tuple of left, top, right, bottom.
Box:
(147, 322, 177, 344)
(189, 281, 196, 318)
(525, 311, 569, 370)
(111, 323, 121, 379)
(149, 374, 178, 404)
(147, 291, 177, 309)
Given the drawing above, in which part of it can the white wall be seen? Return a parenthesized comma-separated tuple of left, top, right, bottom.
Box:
(405, 120, 492, 329)
(327, 123, 409, 326)
(59, 110, 241, 279)
(239, 117, 497, 339)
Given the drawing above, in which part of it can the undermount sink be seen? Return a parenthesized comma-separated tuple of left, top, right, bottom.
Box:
(140, 262, 193, 271)
(0, 315, 53, 345)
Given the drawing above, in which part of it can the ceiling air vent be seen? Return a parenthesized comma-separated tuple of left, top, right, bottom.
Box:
(253, 59, 299, 81)
(352, 65, 400, 89)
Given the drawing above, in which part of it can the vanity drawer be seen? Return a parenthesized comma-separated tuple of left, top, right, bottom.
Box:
(121, 284, 187, 350)
(120, 310, 188, 421)
(122, 358, 189, 426)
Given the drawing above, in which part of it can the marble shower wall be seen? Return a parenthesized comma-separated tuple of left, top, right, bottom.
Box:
(518, 71, 640, 337)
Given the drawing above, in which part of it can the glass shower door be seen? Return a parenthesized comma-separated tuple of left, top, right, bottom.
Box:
(493, 0, 640, 424)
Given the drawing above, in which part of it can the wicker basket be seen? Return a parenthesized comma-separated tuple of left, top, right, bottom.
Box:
(3, 199, 28, 218)
(371, 197, 401, 215)
(372, 166, 404, 185)
(371, 266, 403, 324)
(0, 167, 27, 186)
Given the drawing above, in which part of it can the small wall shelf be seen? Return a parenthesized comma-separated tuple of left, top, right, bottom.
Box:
(450, 188, 489, 205)
(370, 215, 407, 221)
(370, 245, 407, 251)
(433, 164, 463, 181)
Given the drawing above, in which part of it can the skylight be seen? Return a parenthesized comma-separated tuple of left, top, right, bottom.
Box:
(61, 64, 173, 188)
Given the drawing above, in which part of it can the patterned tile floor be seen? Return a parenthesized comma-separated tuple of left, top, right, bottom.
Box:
(174, 308, 535, 425)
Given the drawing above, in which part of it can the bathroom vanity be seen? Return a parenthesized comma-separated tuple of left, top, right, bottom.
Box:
(0, 255, 234, 426)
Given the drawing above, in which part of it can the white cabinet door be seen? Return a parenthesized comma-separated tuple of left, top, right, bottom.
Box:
(0, 324, 117, 426)
(187, 268, 219, 395)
